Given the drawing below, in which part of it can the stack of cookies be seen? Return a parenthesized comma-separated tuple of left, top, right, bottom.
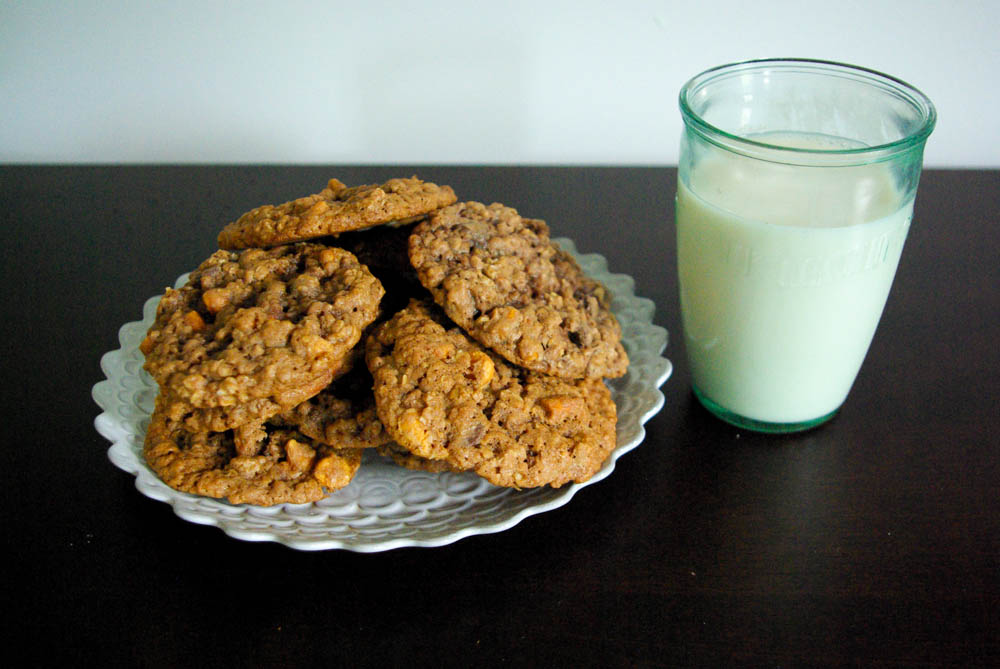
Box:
(140, 177, 628, 505)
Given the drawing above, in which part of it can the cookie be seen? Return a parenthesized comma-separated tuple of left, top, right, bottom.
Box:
(407, 201, 628, 379)
(332, 221, 430, 318)
(154, 384, 332, 435)
(140, 244, 384, 428)
(335, 222, 424, 290)
(275, 363, 392, 450)
(376, 442, 464, 473)
(217, 176, 457, 250)
(144, 397, 362, 506)
(366, 301, 618, 488)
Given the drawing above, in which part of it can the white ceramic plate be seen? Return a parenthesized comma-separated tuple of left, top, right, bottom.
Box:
(93, 237, 672, 552)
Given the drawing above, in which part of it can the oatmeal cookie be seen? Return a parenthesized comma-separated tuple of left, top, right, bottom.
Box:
(376, 442, 464, 473)
(408, 201, 628, 379)
(217, 176, 457, 249)
(154, 382, 333, 434)
(275, 363, 392, 450)
(366, 301, 618, 488)
(336, 222, 424, 289)
(333, 221, 429, 317)
(140, 244, 384, 425)
(144, 397, 362, 506)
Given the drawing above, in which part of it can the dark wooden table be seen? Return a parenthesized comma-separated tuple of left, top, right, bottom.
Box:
(3, 166, 997, 667)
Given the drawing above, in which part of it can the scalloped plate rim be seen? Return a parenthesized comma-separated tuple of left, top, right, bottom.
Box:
(93, 236, 671, 551)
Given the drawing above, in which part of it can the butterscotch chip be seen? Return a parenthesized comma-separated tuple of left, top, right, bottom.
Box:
(366, 301, 618, 488)
(217, 177, 457, 250)
(141, 244, 383, 428)
(408, 201, 628, 379)
(143, 397, 362, 506)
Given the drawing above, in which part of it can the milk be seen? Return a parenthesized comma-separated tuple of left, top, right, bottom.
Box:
(676, 135, 913, 424)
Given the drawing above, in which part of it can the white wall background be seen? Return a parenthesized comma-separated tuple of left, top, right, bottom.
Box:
(2, 0, 997, 167)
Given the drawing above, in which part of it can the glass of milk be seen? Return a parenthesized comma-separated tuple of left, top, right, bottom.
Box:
(676, 59, 936, 432)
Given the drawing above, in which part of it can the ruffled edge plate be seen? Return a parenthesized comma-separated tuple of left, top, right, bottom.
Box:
(93, 237, 672, 551)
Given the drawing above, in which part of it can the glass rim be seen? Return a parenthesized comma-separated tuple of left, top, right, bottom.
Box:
(678, 58, 937, 162)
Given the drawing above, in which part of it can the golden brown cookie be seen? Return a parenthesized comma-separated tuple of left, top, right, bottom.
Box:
(140, 244, 383, 431)
(375, 442, 464, 473)
(153, 385, 333, 435)
(143, 397, 362, 506)
(407, 201, 628, 379)
(365, 301, 618, 488)
(217, 176, 457, 250)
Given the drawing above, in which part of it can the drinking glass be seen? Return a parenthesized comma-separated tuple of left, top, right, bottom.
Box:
(676, 59, 936, 432)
